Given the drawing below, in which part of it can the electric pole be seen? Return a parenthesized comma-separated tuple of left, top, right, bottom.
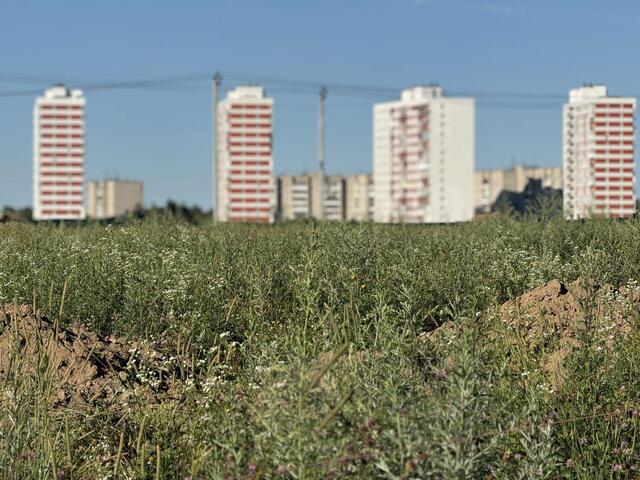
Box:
(317, 86, 327, 220)
(212, 72, 222, 222)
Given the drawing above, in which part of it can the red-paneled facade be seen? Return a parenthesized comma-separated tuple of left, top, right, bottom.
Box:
(216, 87, 274, 223)
(388, 105, 430, 223)
(33, 86, 86, 220)
(564, 86, 636, 219)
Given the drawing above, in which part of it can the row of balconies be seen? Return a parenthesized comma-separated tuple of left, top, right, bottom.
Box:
(390, 126, 430, 136)
(38, 126, 84, 133)
(226, 177, 272, 185)
(38, 193, 83, 200)
(564, 148, 634, 156)
(389, 138, 428, 149)
(226, 126, 271, 134)
(38, 167, 84, 179)
(38, 149, 84, 156)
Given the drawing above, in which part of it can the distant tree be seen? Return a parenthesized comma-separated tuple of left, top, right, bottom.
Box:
(492, 197, 518, 219)
(525, 190, 563, 223)
(492, 178, 562, 222)
(1, 206, 32, 223)
(140, 200, 211, 225)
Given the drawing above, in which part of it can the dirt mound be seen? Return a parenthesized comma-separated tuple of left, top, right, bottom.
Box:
(422, 279, 639, 390)
(501, 279, 576, 321)
(500, 279, 637, 389)
(0, 304, 184, 408)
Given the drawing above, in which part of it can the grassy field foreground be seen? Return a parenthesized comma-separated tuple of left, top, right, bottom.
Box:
(1, 218, 640, 478)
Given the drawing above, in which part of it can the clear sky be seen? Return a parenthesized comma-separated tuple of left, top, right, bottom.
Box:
(1, 0, 639, 209)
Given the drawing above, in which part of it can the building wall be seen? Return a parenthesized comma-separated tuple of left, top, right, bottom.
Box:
(86, 181, 100, 218)
(345, 173, 372, 221)
(278, 174, 311, 220)
(324, 176, 346, 221)
(216, 86, 274, 223)
(310, 172, 324, 220)
(373, 104, 392, 223)
(475, 166, 563, 213)
(436, 98, 475, 222)
(33, 85, 86, 221)
(87, 179, 143, 219)
(309, 174, 345, 221)
(475, 169, 505, 213)
(563, 85, 635, 219)
(112, 181, 143, 218)
(277, 173, 352, 221)
(373, 86, 474, 223)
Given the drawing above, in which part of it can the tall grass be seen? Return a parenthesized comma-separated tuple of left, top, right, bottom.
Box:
(0, 217, 639, 478)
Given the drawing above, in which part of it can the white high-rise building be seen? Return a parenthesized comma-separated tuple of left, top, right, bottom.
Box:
(563, 85, 636, 219)
(216, 86, 274, 223)
(373, 86, 474, 223)
(33, 85, 86, 221)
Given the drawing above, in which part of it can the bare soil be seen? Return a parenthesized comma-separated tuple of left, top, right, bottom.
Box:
(499, 279, 637, 388)
(0, 304, 183, 409)
(423, 279, 640, 390)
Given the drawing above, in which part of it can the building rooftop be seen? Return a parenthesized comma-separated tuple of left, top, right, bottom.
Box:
(401, 85, 443, 101)
(569, 84, 607, 101)
(43, 84, 84, 99)
(227, 85, 267, 100)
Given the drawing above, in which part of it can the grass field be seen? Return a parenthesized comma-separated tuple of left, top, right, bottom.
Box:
(2, 217, 640, 479)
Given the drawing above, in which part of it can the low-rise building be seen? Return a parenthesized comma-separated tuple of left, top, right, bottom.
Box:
(475, 165, 562, 213)
(87, 179, 143, 219)
(277, 172, 355, 221)
(345, 173, 373, 221)
(317, 175, 346, 221)
(277, 174, 312, 220)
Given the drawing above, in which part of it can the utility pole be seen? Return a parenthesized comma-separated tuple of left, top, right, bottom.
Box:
(317, 86, 327, 220)
(212, 72, 222, 222)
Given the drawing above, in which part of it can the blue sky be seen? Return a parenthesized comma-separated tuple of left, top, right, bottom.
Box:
(1, 0, 639, 208)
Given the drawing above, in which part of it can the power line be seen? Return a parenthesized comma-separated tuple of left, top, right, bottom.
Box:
(0, 88, 566, 111)
(0, 73, 78, 84)
(30, 69, 564, 101)
(0, 88, 43, 98)
(0, 70, 634, 110)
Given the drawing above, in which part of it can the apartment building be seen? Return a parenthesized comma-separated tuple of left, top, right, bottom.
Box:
(277, 174, 312, 220)
(373, 85, 475, 223)
(563, 85, 636, 219)
(475, 165, 563, 213)
(87, 179, 143, 219)
(277, 173, 352, 221)
(33, 85, 86, 221)
(216, 86, 274, 223)
(315, 175, 346, 221)
(345, 173, 374, 221)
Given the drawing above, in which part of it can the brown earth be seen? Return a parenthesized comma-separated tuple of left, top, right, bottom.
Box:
(424, 279, 640, 390)
(498, 279, 639, 389)
(0, 304, 185, 409)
